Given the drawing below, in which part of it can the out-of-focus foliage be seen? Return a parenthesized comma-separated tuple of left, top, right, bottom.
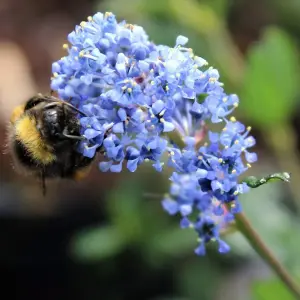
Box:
(241, 26, 300, 127)
(252, 278, 296, 300)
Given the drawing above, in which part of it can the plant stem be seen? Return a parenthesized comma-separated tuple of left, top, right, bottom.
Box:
(235, 212, 300, 299)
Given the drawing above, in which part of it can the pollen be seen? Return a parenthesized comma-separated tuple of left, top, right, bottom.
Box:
(189, 224, 194, 229)
(233, 191, 239, 195)
(218, 158, 223, 163)
(80, 21, 87, 27)
(160, 118, 165, 123)
(230, 116, 236, 122)
(204, 142, 208, 146)
(222, 97, 227, 102)
(87, 16, 93, 22)
(125, 23, 135, 30)
(234, 140, 239, 144)
(165, 85, 169, 91)
(79, 51, 85, 57)
(247, 126, 252, 131)
(231, 169, 237, 174)
(127, 87, 132, 93)
(62, 43, 69, 50)
(105, 12, 113, 18)
(233, 102, 238, 107)
(53, 72, 58, 78)
(222, 127, 227, 131)
(247, 163, 252, 168)
(198, 155, 203, 160)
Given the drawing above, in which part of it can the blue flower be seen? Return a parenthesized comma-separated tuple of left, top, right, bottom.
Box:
(50, 11, 258, 256)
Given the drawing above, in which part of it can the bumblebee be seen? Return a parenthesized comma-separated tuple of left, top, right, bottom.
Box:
(7, 93, 96, 195)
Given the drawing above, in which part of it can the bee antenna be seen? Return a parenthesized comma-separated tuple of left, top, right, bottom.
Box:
(63, 102, 88, 117)
(44, 101, 87, 117)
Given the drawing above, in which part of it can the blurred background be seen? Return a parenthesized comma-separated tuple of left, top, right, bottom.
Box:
(0, 0, 300, 299)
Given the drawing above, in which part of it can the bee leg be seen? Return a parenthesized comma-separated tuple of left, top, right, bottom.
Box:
(40, 170, 46, 196)
(62, 134, 85, 141)
(56, 128, 85, 141)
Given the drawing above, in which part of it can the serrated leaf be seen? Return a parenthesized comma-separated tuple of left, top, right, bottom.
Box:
(241, 26, 300, 127)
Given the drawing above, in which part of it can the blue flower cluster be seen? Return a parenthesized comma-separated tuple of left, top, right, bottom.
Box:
(50, 12, 257, 255)
(163, 120, 256, 254)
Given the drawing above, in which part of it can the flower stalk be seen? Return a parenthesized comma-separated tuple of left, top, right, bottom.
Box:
(234, 212, 300, 299)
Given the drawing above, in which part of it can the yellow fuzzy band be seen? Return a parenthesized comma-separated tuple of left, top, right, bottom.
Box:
(15, 115, 56, 165)
(10, 104, 25, 124)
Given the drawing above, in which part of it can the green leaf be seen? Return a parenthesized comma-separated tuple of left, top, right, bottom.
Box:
(176, 259, 221, 300)
(242, 172, 290, 188)
(241, 26, 300, 127)
(252, 279, 296, 300)
(150, 226, 196, 257)
(70, 225, 126, 261)
(106, 178, 145, 241)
